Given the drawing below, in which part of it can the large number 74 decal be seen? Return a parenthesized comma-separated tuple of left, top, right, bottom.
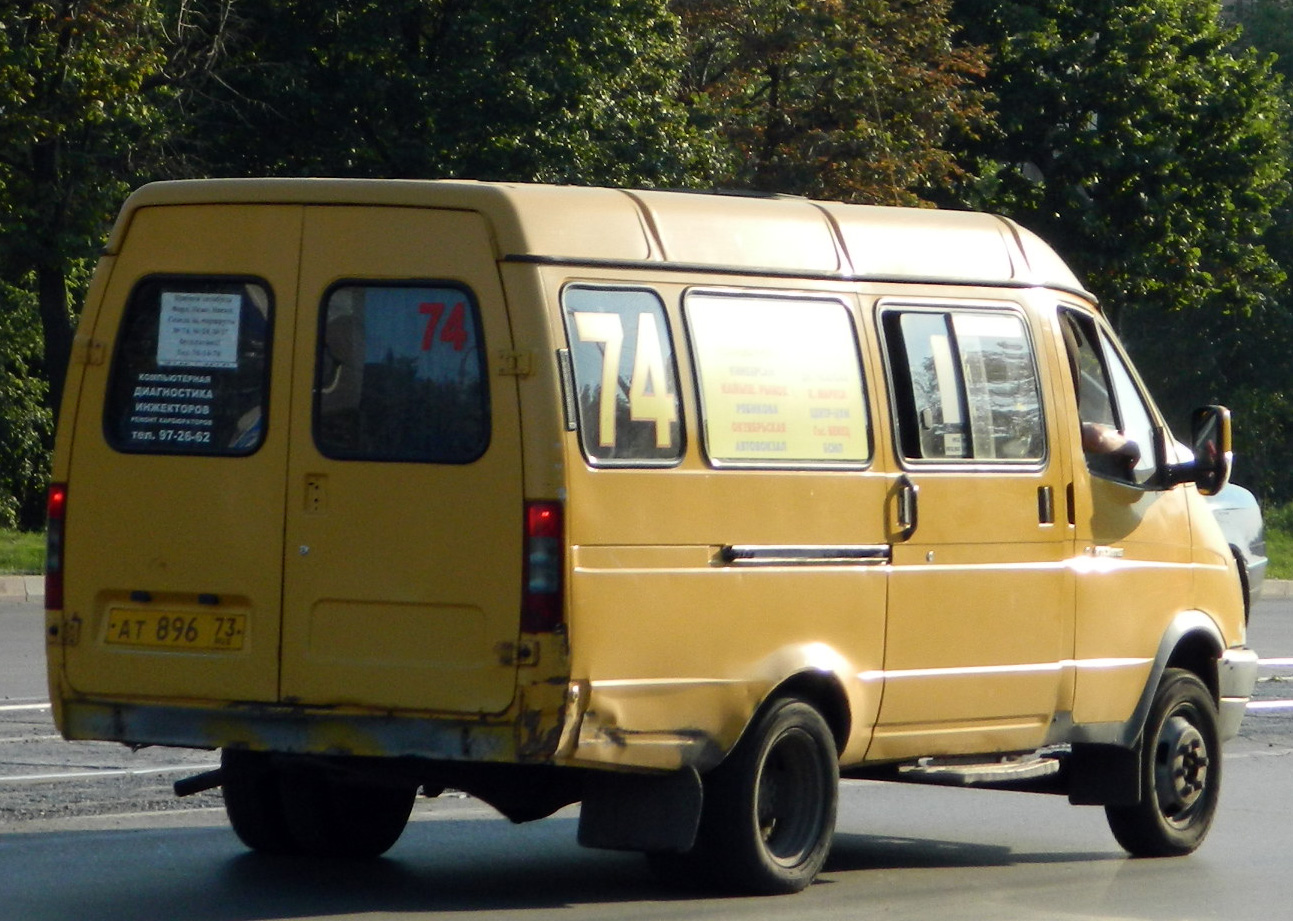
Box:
(571, 310, 677, 449)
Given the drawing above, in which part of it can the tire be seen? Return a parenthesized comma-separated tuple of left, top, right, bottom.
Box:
(1232, 550, 1251, 625)
(278, 764, 417, 859)
(1105, 668, 1221, 857)
(221, 749, 300, 855)
(657, 698, 839, 895)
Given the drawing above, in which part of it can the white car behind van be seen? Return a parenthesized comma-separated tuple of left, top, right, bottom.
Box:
(1206, 481, 1268, 614)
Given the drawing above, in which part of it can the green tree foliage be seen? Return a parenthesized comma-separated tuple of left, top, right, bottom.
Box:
(6, 0, 1293, 510)
(0, 281, 52, 529)
(673, 0, 990, 204)
(1226, 0, 1293, 83)
(0, 2, 232, 525)
(182, 0, 711, 186)
(947, 0, 1292, 493)
(0, 1, 179, 414)
(1224, 0, 1293, 500)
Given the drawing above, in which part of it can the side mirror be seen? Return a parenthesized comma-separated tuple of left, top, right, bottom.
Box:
(1160, 405, 1232, 495)
(1190, 405, 1232, 496)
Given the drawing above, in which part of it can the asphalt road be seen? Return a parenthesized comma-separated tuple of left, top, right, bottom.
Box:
(1, 596, 1291, 920)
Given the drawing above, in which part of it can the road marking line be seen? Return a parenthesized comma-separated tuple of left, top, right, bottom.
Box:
(0, 703, 50, 712)
(1260, 658, 1293, 667)
(0, 763, 219, 784)
(1247, 699, 1293, 711)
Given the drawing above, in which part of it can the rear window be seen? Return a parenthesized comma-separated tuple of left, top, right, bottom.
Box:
(104, 277, 272, 455)
(314, 283, 490, 463)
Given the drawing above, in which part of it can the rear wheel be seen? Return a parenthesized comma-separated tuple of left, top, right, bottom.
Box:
(278, 764, 417, 859)
(653, 698, 839, 894)
(221, 749, 299, 855)
(1105, 668, 1221, 857)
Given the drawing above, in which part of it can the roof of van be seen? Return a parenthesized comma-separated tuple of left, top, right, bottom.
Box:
(106, 178, 1092, 298)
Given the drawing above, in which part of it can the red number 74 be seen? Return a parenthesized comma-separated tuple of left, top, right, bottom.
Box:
(420, 301, 469, 352)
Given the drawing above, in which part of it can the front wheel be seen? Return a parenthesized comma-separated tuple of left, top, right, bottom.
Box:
(659, 698, 839, 894)
(1105, 668, 1221, 857)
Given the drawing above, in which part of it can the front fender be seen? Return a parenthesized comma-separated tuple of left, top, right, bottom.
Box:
(1068, 610, 1250, 748)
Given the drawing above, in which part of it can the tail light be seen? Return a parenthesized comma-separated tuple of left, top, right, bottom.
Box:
(46, 484, 67, 610)
(521, 500, 564, 633)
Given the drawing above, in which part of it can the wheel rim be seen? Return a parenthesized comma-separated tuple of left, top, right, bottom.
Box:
(756, 728, 827, 866)
(1153, 711, 1211, 827)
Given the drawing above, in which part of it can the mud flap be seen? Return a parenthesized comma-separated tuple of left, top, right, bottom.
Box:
(577, 766, 703, 852)
(1068, 743, 1141, 806)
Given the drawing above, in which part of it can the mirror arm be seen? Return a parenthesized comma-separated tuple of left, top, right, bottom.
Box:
(1159, 460, 1195, 488)
(1152, 426, 1192, 488)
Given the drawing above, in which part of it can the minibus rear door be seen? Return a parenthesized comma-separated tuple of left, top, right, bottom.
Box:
(278, 205, 524, 715)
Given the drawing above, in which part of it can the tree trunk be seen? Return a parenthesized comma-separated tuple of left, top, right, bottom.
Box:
(37, 263, 72, 420)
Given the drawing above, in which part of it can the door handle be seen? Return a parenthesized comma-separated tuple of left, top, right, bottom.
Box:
(1038, 485, 1055, 524)
(896, 475, 919, 541)
(304, 474, 326, 514)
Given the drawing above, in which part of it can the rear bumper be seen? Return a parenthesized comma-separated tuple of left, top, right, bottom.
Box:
(60, 698, 520, 762)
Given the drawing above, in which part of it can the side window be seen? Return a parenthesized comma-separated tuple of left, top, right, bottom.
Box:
(314, 283, 490, 463)
(105, 277, 271, 455)
(562, 286, 683, 466)
(884, 307, 1045, 463)
(1103, 333, 1157, 484)
(1060, 309, 1156, 486)
(891, 312, 968, 459)
(1061, 312, 1118, 430)
(686, 292, 870, 466)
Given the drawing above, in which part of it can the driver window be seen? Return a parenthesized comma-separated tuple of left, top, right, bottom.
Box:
(1060, 309, 1156, 486)
(1101, 329, 1157, 484)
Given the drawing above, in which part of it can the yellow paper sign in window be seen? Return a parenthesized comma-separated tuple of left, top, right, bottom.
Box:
(686, 294, 869, 465)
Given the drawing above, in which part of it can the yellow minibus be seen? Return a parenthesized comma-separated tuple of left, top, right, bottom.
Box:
(45, 179, 1257, 893)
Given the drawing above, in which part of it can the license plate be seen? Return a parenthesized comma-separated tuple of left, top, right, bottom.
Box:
(105, 610, 247, 651)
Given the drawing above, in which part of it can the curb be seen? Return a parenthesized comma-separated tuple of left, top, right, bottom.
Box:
(1259, 579, 1293, 599)
(0, 575, 44, 602)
